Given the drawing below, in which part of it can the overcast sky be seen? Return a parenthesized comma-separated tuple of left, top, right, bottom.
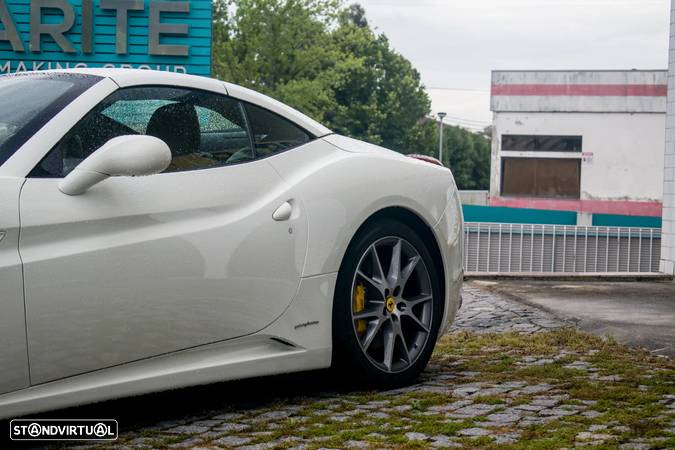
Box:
(357, 0, 671, 129)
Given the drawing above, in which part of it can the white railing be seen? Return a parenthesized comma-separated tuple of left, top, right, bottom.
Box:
(464, 223, 661, 274)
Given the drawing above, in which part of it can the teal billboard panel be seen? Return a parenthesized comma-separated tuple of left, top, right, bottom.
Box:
(0, 0, 211, 75)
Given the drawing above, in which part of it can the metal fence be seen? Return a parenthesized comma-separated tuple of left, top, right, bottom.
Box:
(464, 223, 662, 274)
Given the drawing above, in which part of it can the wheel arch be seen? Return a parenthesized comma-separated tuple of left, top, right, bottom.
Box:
(339, 206, 446, 314)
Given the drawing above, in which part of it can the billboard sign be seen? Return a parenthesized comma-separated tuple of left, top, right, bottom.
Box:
(0, 0, 212, 75)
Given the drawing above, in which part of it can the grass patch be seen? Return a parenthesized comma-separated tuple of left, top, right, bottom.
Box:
(81, 329, 675, 450)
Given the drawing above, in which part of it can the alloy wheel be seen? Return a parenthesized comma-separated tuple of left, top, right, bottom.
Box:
(350, 236, 434, 373)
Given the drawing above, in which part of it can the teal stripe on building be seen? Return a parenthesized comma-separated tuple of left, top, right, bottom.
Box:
(463, 205, 662, 228)
(592, 213, 662, 229)
(462, 205, 577, 225)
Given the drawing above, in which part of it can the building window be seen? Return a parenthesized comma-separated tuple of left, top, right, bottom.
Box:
(501, 158, 581, 198)
(502, 135, 582, 152)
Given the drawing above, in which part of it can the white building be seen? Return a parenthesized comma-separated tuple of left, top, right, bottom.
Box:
(489, 70, 667, 226)
(663, 5, 675, 276)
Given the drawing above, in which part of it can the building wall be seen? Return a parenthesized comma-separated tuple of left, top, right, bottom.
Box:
(661, 4, 675, 275)
(492, 70, 667, 113)
(459, 190, 489, 206)
(490, 70, 667, 223)
(490, 112, 666, 204)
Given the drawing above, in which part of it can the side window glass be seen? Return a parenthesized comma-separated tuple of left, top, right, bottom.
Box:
(244, 103, 311, 157)
(195, 105, 254, 164)
(31, 87, 254, 177)
(101, 99, 174, 133)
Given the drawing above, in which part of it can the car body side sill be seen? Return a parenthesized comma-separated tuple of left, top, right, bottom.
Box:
(0, 335, 326, 420)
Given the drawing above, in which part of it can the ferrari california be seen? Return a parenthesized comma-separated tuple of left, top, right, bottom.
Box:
(0, 69, 463, 419)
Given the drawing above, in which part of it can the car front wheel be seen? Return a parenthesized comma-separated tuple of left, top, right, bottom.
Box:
(332, 219, 443, 386)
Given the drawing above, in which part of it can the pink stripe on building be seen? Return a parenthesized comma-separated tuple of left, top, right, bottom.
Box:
(489, 197, 663, 217)
(491, 84, 668, 97)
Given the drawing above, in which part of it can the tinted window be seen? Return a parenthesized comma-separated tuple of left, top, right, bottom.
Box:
(502, 135, 582, 152)
(32, 87, 254, 177)
(501, 158, 581, 198)
(245, 103, 311, 157)
(0, 73, 101, 166)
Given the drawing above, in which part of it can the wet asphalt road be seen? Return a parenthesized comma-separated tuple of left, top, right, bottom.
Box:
(475, 279, 675, 357)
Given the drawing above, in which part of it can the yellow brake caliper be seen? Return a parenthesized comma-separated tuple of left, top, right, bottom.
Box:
(353, 283, 367, 335)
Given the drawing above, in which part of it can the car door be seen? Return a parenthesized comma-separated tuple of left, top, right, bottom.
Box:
(0, 177, 29, 394)
(19, 86, 309, 384)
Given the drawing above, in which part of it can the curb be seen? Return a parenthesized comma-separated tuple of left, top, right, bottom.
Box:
(464, 272, 674, 282)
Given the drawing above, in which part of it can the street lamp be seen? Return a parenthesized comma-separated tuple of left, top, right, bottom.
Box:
(437, 112, 447, 165)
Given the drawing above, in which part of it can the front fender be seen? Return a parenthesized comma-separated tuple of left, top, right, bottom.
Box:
(433, 182, 464, 333)
(267, 138, 455, 278)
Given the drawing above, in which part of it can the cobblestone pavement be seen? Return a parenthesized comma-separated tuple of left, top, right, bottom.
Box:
(52, 282, 674, 449)
(452, 281, 569, 334)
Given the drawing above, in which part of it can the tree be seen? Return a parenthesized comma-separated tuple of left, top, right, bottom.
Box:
(212, 1, 491, 188)
(327, 6, 432, 151)
(212, 0, 431, 151)
(213, 0, 344, 120)
(439, 124, 491, 190)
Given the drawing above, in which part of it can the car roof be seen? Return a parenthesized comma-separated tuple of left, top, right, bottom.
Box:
(40, 68, 332, 137)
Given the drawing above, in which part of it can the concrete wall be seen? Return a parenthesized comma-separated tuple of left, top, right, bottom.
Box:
(459, 190, 489, 206)
(492, 70, 667, 113)
(490, 112, 666, 203)
(661, 5, 675, 275)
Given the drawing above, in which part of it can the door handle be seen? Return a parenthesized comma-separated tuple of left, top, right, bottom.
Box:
(273, 201, 293, 221)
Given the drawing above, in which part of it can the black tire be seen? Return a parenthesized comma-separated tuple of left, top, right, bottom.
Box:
(332, 218, 443, 387)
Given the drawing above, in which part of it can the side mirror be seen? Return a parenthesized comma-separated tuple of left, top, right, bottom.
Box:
(58, 135, 172, 196)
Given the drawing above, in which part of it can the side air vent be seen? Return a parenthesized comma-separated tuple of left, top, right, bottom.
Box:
(269, 337, 297, 348)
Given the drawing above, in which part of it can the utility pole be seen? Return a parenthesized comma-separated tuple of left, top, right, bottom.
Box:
(438, 112, 447, 165)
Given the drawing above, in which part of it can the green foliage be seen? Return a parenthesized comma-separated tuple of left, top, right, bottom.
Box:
(408, 121, 491, 190)
(212, 0, 490, 189)
(442, 124, 491, 190)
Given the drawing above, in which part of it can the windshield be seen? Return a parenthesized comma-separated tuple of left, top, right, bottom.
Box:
(0, 73, 101, 167)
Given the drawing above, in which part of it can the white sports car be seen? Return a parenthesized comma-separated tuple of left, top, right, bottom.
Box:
(0, 69, 463, 419)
